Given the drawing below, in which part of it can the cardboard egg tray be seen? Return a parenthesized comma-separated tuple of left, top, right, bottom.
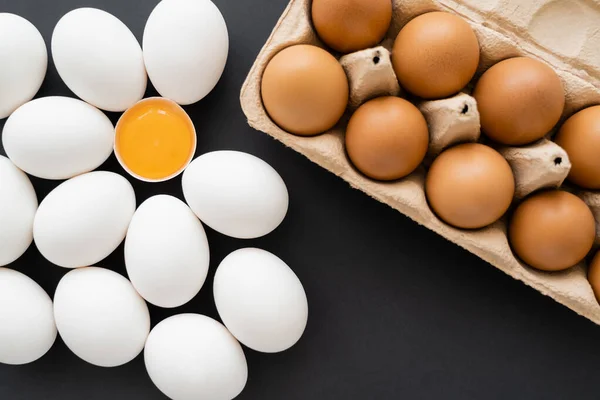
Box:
(240, 0, 600, 325)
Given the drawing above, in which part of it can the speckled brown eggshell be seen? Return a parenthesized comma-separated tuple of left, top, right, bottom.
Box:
(391, 11, 480, 100)
(261, 44, 349, 136)
(425, 143, 515, 230)
(509, 190, 595, 272)
(473, 57, 565, 146)
(554, 105, 600, 189)
(588, 251, 600, 303)
(345, 96, 429, 181)
(312, 0, 392, 54)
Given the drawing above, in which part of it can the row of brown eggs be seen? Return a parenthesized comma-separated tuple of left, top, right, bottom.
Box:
(260, 1, 600, 301)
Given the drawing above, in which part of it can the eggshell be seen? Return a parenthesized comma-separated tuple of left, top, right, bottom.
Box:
(213, 248, 308, 353)
(51, 8, 146, 112)
(554, 105, 600, 189)
(144, 314, 247, 400)
(345, 96, 429, 181)
(54, 267, 149, 367)
(125, 195, 210, 308)
(33, 171, 135, 268)
(392, 11, 479, 99)
(425, 143, 515, 229)
(473, 57, 565, 145)
(182, 151, 288, 239)
(311, 0, 392, 53)
(261, 44, 349, 136)
(0, 13, 47, 119)
(588, 251, 600, 303)
(0, 156, 38, 266)
(0, 268, 56, 365)
(509, 190, 595, 272)
(143, 0, 229, 105)
(2, 97, 114, 180)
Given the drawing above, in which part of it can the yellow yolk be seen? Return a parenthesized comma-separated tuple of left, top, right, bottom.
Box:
(115, 98, 196, 181)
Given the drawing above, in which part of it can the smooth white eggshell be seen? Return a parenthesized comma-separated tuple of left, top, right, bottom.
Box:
(182, 151, 288, 239)
(2, 96, 114, 180)
(143, 0, 229, 105)
(54, 267, 150, 367)
(125, 195, 210, 308)
(33, 171, 135, 268)
(144, 314, 247, 400)
(51, 8, 146, 112)
(0, 13, 47, 119)
(213, 248, 308, 353)
(0, 156, 38, 266)
(0, 268, 56, 365)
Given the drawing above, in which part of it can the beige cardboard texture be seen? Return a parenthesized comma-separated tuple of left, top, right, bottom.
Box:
(240, 0, 600, 324)
(340, 47, 401, 109)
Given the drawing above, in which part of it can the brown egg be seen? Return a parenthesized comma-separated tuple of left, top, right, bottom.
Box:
(311, 0, 392, 54)
(473, 57, 565, 146)
(588, 251, 600, 303)
(345, 97, 429, 181)
(509, 190, 595, 272)
(425, 143, 515, 229)
(391, 12, 480, 99)
(261, 45, 349, 136)
(554, 106, 600, 189)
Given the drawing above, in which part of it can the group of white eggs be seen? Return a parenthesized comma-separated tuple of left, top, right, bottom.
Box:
(0, 0, 228, 117)
(0, 0, 308, 399)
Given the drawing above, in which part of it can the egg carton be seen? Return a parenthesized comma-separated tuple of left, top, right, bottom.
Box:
(240, 0, 600, 325)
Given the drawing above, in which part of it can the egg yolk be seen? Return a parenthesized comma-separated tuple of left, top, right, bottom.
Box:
(115, 98, 195, 180)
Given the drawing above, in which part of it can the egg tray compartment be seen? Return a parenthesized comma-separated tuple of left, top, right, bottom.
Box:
(240, 0, 600, 325)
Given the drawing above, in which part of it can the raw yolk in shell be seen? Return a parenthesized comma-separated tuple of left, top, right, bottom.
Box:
(115, 98, 196, 181)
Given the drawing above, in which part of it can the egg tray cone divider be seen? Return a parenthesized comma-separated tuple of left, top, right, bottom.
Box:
(240, 0, 600, 325)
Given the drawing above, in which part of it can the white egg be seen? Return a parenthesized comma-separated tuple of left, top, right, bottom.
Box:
(125, 195, 210, 308)
(34, 171, 135, 268)
(54, 267, 150, 367)
(213, 248, 308, 353)
(143, 0, 229, 105)
(0, 156, 38, 266)
(0, 268, 56, 365)
(0, 13, 47, 119)
(145, 314, 247, 400)
(51, 8, 146, 112)
(2, 97, 114, 180)
(182, 151, 288, 239)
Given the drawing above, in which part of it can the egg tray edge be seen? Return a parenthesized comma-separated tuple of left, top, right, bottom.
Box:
(239, 0, 600, 325)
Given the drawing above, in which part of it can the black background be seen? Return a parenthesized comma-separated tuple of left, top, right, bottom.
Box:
(1, 0, 599, 399)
